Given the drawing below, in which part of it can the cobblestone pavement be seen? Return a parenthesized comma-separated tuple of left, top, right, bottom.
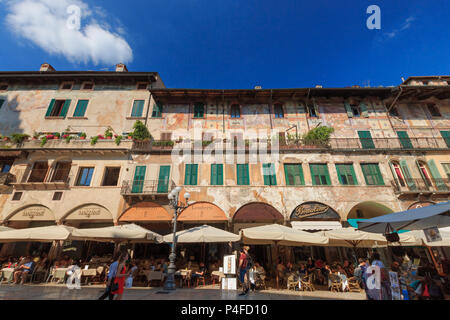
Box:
(0, 284, 366, 300)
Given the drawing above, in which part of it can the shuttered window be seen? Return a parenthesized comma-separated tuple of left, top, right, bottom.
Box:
(184, 164, 198, 186)
(441, 131, 450, 148)
(397, 131, 413, 149)
(152, 103, 163, 118)
(361, 164, 384, 186)
(73, 100, 89, 117)
(427, 159, 448, 191)
(194, 103, 205, 118)
(45, 99, 71, 118)
(211, 164, 224, 185)
(131, 100, 145, 117)
(336, 164, 358, 185)
(236, 164, 250, 185)
(358, 131, 375, 149)
(262, 163, 277, 186)
(284, 164, 305, 186)
(310, 164, 331, 186)
(441, 163, 450, 180)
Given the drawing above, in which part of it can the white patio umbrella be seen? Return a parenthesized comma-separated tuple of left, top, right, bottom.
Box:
(319, 227, 388, 248)
(0, 226, 13, 232)
(0, 225, 76, 242)
(163, 225, 240, 243)
(71, 223, 163, 243)
(240, 224, 328, 246)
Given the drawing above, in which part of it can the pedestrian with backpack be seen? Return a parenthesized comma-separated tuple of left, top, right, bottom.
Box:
(238, 246, 252, 296)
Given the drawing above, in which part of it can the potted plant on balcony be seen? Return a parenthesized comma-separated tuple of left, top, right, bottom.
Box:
(64, 135, 73, 144)
(105, 128, 113, 140)
(46, 134, 55, 140)
(10, 133, 30, 145)
(54, 132, 61, 140)
(40, 136, 48, 147)
(90, 136, 99, 145)
(301, 126, 334, 149)
(80, 132, 87, 140)
(131, 120, 152, 142)
(115, 135, 123, 146)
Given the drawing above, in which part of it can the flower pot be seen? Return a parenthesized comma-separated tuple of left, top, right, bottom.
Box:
(80, 137, 86, 140)
(106, 136, 112, 140)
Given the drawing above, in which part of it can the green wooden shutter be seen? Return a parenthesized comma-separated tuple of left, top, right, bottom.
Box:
(263, 164, 271, 185)
(362, 164, 384, 186)
(358, 131, 375, 149)
(427, 159, 447, 191)
(191, 164, 198, 185)
(360, 102, 369, 118)
(399, 160, 416, 190)
(336, 164, 345, 185)
(45, 99, 56, 117)
(397, 131, 413, 149)
(60, 100, 71, 118)
(184, 164, 191, 185)
(349, 165, 358, 185)
(322, 164, 331, 185)
(244, 164, 249, 185)
(73, 100, 88, 117)
(132, 166, 146, 193)
(237, 164, 249, 185)
(310, 164, 318, 185)
(157, 166, 170, 193)
(441, 131, 450, 148)
(284, 164, 292, 185)
(132, 100, 144, 117)
(344, 102, 353, 118)
(217, 164, 223, 185)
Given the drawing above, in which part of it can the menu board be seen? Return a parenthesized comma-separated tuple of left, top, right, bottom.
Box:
(222, 278, 237, 290)
(223, 255, 236, 275)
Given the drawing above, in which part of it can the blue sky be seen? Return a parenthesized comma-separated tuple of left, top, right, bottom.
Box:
(0, 0, 449, 89)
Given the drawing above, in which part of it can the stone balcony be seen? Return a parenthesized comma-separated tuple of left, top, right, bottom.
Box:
(0, 138, 133, 152)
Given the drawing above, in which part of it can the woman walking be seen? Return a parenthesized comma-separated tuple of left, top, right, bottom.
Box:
(111, 251, 131, 300)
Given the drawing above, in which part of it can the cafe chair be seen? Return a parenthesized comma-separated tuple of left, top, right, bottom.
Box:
(300, 274, 315, 292)
(348, 277, 362, 292)
(287, 273, 299, 290)
(255, 272, 267, 290)
(329, 274, 342, 292)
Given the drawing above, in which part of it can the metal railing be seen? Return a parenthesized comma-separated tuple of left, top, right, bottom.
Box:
(132, 137, 449, 152)
(0, 172, 14, 186)
(390, 178, 450, 193)
(121, 180, 175, 195)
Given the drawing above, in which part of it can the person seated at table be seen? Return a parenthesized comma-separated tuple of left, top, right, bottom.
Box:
(286, 262, 294, 274)
(298, 263, 308, 276)
(276, 259, 286, 287)
(306, 258, 316, 273)
(343, 260, 354, 277)
(191, 262, 207, 282)
(13, 257, 34, 284)
(255, 262, 265, 275)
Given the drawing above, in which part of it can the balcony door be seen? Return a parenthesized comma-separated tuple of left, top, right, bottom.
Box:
(27, 162, 49, 183)
(157, 166, 171, 193)
(51, 162, 71, 182)
(132, 166, 146, 193)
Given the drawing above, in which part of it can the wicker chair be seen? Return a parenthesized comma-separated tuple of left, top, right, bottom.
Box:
(255, 272, 267, 290)
(329, 273, 342, 292)
(287, 273, 299, 290)
(348, 276, 362, 292)
(300, 274, 315, 291)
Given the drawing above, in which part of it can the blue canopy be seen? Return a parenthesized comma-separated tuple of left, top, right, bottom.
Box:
(357, 201, 450, 234)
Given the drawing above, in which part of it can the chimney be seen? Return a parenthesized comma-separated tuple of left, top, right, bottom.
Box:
(315, 85, 323, 88)
(115, 63, 128, 72)
(254, 86, 262, 90)
(40, 63, 55, 72)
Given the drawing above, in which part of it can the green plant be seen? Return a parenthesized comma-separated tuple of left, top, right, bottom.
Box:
(64, 135, 74, 143)
(302, 126, 334, 146)
(115, 135, 123, 146)
(90, 136, 99, 145)
(105, 128, 113, 139)
(54, 132, 61, 138)
(152, 140, 174, 147)
(132, 120, 152, 141)
(10, 133, 30, 144)
(80, 132, 87, 139)
(202, 140, 213, 147)
(40, 136, 48, 147)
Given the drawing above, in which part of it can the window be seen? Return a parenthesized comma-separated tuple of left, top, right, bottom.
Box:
(137, 82, 149, 90)
(310, 164, 331, 186)
(396, 131, 413, 149)
(160, 132, 172, 141)
(81, 82, 94, 90)
(262, 163, 277, 186)
(131, 100, 145, 117)
(76, 167, 94, 186)
(211, 164, 224, 185)
(274, 103, 284, 118)
(53, 192, 63, 201)
(307, 103, 319, 117)
(361, 164, 384, 186)
(28, 162, 49, 183)
(12, 192, 22, 201)
(51, 162, 71, 182)
(73, 100, 89, 117)
(441, 131, 450, 148)
(441, 163, 450, 180)
(0, 99, 5, 110)
(0, 83, 8, 91)
(194, 103, 205, 118)
(236, 164, 250, 185)
(230, 104, 240, 118)
(184, 164, 198, 186)
(358, 131, 375, 149)
(0, 161, 13, 173)
(391, 162, 406, 187)
(45, 99, 71, 118)
(102, 167, 121, 186)
(157, 166, 171, 193)
(391, 160, 416, 190)
(336, 164, 358, 185)
(60, 82, 73, 90)
(152, 103, 163, 118)
(284, 164, 305, 186)
(421, 160, 448, 191)
(427, 103, 441, 117)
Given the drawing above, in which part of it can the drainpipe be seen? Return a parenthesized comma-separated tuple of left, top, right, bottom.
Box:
(269, 89, 273, 130)
(145, 80, 153, 127)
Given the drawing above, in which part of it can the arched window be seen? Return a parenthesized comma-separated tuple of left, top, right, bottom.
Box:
(390, 161, 405, 187)
(274, 103, 284, 118)
(230, 104, 240, 118)
(417, 161, 433, 187)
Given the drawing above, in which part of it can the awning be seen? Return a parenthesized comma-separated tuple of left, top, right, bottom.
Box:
(178, 202, 227, 222)
(408, 227, 450, 247)
(163, 225, 240, 243)
(233, 203, 284, 222)
(357, 201, 450, 233)
(119, 202, 172, 222)
(291, 221, 342, 231)
(0, 225, 76, 242)
(71, 224, 163, 243)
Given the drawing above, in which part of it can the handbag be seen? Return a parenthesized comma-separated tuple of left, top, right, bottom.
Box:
(109, 265, 123, 293)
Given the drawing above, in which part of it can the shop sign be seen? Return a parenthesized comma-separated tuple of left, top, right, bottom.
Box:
(290, 202, 340, 221)
(223, 255, 236, 275)
(423, 227, 442, 243)
(65, 205, 112, 220)
(9, 206, 54, 221)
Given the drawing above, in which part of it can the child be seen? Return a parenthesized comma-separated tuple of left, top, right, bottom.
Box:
(248, 266, 256, 292)
(125, 261, 138, 289)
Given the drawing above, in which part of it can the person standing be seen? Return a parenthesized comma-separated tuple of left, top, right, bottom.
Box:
(98, 252, 122, 300)
(111, 252, 130, 300)
(238, 246, 251, 296)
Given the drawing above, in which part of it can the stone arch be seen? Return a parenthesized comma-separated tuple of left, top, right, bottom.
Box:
(233, 202, 284, 223)
(62, 203, 113, 223)
(5, 204, 55, 223)
(346, 201, 394, 220)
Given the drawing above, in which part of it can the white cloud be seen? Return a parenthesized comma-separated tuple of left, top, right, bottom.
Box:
(383, 16, 415, 39)
(4, 0, 133, 65)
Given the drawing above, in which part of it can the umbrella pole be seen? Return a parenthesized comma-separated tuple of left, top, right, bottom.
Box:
(275, 242, 279, 290)
(426, 245, 442, 276)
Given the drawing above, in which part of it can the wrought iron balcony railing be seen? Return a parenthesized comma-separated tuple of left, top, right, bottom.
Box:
(390, 178, 450, 194)
(121, 180, 175, 196)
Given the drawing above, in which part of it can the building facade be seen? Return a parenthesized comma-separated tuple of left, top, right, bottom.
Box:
(0, 65, 449, 258)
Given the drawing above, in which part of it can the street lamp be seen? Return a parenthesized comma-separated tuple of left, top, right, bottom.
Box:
(164, 187, 190, 290)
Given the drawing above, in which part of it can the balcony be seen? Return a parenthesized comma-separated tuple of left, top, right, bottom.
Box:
(0, 172, 14, 193)
(0, 138, 133, 152)
(120, 180, 175, 198)
(132, 137, 449, 153)
(390, 178, 450, 198)
(11, 169, 72, 190)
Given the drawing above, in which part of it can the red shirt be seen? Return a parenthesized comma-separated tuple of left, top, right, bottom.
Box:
(240, 253, 248, 269)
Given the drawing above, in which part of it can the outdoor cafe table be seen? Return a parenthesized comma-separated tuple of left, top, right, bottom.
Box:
(211, 271, 225, 286)
(175, 269, 191, 287)
(0, 268, 15, 283)
(81, 269, 97, 285)
(51, 268, 69, 283)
